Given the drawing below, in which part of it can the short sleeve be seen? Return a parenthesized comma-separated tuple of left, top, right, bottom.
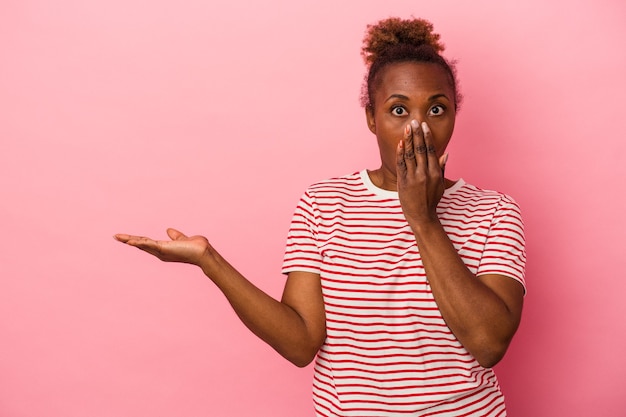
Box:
(476, 195, 527, 292)
(282, 191, 323, 275)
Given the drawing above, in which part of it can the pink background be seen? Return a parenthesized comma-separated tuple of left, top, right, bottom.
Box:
(1, 0, 625, 416)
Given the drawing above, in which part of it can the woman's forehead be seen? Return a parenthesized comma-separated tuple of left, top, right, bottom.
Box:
(375, 62, 453, 97)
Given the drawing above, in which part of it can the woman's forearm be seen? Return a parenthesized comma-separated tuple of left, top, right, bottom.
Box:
(114, 230, 325, 367)
(198, 247, 325, 367)
(409, 220, 523, 368)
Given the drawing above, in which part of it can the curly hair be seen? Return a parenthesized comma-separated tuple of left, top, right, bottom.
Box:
(360, 17, 462, 111)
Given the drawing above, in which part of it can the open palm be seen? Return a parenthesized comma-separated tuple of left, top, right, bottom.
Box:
(114, 228, 210, 266)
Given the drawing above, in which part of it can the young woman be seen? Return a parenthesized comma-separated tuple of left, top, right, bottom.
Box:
(115, 17, 526, 417)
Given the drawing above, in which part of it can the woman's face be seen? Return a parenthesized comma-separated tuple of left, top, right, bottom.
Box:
(366, 62, 456, 176)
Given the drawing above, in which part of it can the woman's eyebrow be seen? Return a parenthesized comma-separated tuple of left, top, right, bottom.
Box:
(384, 93, 410, 102)
(429, 93, 449, 101)
(384, 93, 450, 103)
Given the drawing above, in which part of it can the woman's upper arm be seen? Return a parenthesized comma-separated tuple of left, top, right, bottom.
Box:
(281, 271, 327, 347)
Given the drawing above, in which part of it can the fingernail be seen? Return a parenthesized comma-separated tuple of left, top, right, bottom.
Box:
(411, 119, 420, 130)
(421, 122, 430, 132)
(443, 153, 449, 165)
(405, 124, 411, 135)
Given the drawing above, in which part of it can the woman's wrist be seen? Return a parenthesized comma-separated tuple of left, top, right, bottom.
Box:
(197, 245, 220, 277)
(407, 214, 441, 233)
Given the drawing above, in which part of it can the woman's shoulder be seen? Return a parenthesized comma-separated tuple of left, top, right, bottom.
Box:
(304, 170, 366, 194)
(448, 179, 521, 211)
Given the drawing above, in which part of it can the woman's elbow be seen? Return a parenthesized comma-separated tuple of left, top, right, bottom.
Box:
(475, 351, 505, 369)
(285, 346, 321, 368)
(282, 334, 325, 368)
(472, 338, 513, 368)
(290, 355, 316, 368)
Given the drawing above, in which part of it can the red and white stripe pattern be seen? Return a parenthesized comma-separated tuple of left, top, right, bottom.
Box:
(282, 170, 526, 417)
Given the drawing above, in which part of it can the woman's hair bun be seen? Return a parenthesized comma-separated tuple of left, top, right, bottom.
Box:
(361, 17, 445, 67)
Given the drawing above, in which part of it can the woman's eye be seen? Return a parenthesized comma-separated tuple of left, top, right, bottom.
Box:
(429, 105, 445, 116)
(392, 106, 407, 116)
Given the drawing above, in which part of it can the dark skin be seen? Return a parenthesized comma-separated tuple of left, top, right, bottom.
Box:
(115, 228, 326, 367)
(366, 61, 456, 193)
(366, 62, 524, 367)
(115, 61, 523, 369)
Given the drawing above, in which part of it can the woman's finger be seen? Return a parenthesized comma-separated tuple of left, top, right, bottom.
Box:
(402, 123, 416, 170)
(114, 234, 153, 246)
(396, 138, 407, 177)
(114, 234, 131, 243)
(421, 122, 440, 177)
(114, 233, 161, 254)
(167, 228, 187, 241)
(411, 119, 428, 171)
(439, 153, 449, 171)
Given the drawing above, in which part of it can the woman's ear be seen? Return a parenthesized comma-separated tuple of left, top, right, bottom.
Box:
(365, 105, 376, 134)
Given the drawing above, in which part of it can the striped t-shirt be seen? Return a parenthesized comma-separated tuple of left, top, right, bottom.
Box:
(282, 170, 526, 417)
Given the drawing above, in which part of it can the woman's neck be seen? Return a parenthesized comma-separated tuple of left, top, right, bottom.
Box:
(368, 167, 454, 191)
